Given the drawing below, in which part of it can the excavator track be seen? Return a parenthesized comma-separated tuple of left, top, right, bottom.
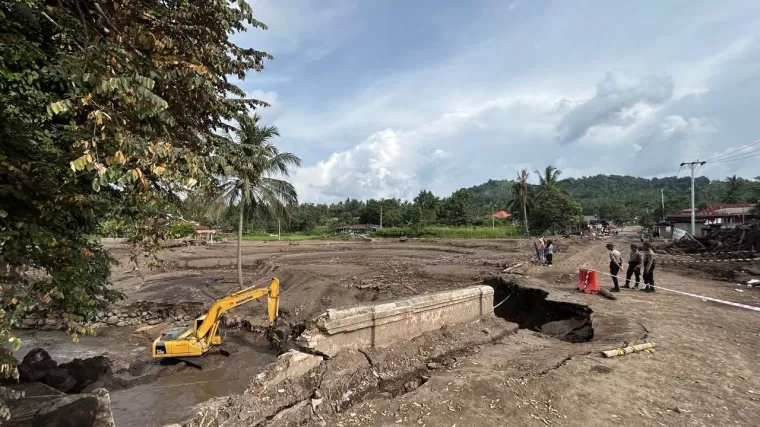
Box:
(173, 357, 209, 370)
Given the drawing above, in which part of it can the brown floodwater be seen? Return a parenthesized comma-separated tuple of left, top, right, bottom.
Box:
(110, 333, 277, 427)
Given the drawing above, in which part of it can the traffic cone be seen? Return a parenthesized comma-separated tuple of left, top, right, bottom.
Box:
(576, 269, 588, 291)
(584, 270, 601, 294)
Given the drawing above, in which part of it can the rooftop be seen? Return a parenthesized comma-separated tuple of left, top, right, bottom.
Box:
(668, 203, 754, 219)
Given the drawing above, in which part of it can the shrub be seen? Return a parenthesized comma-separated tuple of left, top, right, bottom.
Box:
(168, 222, 196, 238)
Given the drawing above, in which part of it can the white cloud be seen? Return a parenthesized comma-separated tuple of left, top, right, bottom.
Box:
(556, 72, 674, 143)
(239, 1, 760, 202)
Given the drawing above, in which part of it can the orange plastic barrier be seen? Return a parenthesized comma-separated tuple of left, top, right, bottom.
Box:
(585, 270, 600, 293)
(576, 269, 588, 291)
(577, 268, 600, 294)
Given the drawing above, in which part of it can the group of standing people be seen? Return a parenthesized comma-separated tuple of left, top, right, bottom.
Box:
(538, 237, 554, 266)
(607, 242, 656, 293)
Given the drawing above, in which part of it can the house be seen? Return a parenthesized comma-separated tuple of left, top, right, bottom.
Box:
(486, 211, 512, 219)
(654, 221, 673, 239)
(335, 224, 380, 235)
(583, 215, 604, 230)
(665, 203, 753, 235)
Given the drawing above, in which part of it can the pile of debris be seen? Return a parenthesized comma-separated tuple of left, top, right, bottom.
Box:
(659, 222, 760, 254)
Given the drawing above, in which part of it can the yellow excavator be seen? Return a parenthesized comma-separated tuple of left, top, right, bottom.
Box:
(151, 277, 289, 367)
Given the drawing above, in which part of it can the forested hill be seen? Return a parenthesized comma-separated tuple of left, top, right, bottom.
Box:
(467, 174, 759, 223)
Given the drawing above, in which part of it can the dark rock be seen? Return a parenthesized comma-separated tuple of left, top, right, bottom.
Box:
(128, 360, 148, 376)
(426, 362, 442, 370)
(22, 348, 52, 366)
(32, 394, 99, 427)
(59, 356, 112, 393)
(19, 349, 58, 382)
(44, 367, 77, 393)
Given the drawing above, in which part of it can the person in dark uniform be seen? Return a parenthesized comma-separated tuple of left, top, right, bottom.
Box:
(623, 244, 642, 289)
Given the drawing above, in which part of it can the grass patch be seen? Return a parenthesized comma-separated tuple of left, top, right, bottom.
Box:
(373, 226, 522, 239)
(230, 232, 329, 241)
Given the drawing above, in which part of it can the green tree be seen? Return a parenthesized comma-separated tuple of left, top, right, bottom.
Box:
(214, 115, 300, 286)
(412, 190, 439, 225)
(529, 188, 582, 234)
(509, 169, 531, 234)
(535, 165, 562, 198)
(439, 189, 474, 226)
(723, 175, 743, 204)
(0, 0, 273, 407)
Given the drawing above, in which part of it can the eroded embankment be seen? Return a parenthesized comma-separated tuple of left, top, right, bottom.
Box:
(179, 316, 516, 427)
(484, 275, 594, 343)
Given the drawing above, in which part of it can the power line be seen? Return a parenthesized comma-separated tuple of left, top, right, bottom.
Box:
(713, 150, 760, 163)
(703, 140, 760, 162)
(709, 149, 760, 163)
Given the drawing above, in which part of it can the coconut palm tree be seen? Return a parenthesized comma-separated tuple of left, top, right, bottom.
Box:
(723, 175, 742, 204)
(215, 114, 301, 286)
(509, 168, 531, 234)
(535, 165, 562, 198)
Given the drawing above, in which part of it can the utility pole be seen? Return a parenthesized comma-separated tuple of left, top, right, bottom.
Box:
(660, 189, 665, 219)
(491, 201, 495, 229)
(277, 219, 281, 241)
(379, 205, 383, 229)
(680, 161, 706, 235)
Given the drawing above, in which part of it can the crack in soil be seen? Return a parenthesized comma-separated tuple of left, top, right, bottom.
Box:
(532, 350, 598, 378)
(636, 322, 650, 340)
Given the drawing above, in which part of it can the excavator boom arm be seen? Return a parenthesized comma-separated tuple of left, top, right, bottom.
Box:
(195, 278, 280, 342)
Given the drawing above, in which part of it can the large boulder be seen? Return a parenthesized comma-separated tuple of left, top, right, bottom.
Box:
(18, 348, 58, 383)
(16, 349, 115, 394)
(59, 356, 112, 393)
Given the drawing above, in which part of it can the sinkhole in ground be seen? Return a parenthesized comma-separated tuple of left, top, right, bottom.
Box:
(484, 276, 594, 343)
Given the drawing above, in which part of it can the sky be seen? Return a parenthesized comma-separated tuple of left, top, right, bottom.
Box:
(233, 0, 760, 203)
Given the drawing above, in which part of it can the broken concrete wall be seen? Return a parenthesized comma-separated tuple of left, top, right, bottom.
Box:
(299, 285, 494, 356)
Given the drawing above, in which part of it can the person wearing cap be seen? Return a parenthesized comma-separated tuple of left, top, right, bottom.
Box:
(641, 242, 656, 292)
(624, 243, 642, 289)
(607, 243, 622, 292)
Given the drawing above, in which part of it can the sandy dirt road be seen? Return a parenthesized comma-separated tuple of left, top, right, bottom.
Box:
(323, 235, 760, 426)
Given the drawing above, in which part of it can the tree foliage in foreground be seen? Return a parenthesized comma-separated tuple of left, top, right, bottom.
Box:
(0, 0, 272, 399)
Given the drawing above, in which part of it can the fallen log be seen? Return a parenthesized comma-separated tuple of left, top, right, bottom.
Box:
(502, 261, 527, 273)
(598, 287, 617, 300)
(403, 283, 419, 294)
(601, 342, 656, 358)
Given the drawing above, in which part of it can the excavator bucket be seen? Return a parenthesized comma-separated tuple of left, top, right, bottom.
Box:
(267, 322, 291, 351)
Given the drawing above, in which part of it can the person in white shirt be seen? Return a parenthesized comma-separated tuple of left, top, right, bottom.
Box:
(641, 242, 657, 293)
(545, 240, 554, 266)
(606, 243, 623, 292)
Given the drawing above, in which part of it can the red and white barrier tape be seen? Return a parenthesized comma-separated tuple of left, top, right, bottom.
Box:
(581, 268, 760, 313)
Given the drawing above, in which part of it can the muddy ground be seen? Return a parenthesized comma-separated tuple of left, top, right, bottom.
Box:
(10, 234, 760, 426)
